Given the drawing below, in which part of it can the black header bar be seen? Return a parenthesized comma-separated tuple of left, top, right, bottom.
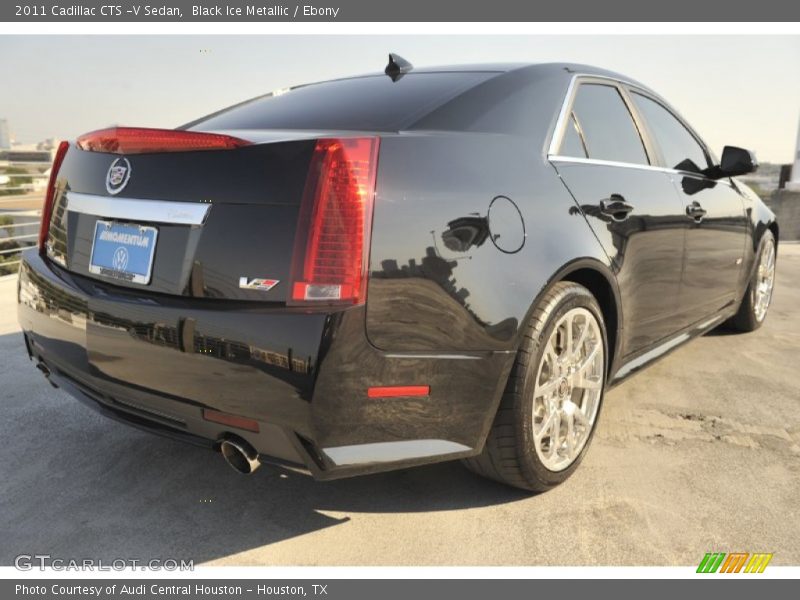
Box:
(3, 0, 800, 22)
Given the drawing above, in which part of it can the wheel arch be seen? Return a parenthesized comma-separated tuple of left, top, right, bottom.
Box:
(520, 258, 623, 379)
(747, 218, 779, 283)
(768, 220, 779, 246)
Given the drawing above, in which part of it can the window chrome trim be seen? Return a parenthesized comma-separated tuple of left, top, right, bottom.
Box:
(548, 73, 644, 157)
(549, 73, 718, 172)
(625, 86, 716, 167)
(322, 439, 471, 466)
(548, 73, 581, 157)
(548, 154, 677, 174)
(549, 74, 653, 165)
(570, 112, 590, 158)
(65, 192, 211, 226)
(548, 154, 736, 188)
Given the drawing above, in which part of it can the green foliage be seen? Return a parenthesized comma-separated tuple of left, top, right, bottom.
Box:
(0, 215, 22, 275)
(0, 166, 34, 196)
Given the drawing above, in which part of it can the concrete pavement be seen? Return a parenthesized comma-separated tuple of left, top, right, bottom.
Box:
(0, 247, 798, 566)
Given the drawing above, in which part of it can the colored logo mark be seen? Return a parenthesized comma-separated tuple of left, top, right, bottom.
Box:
(697, 552, 773, 573)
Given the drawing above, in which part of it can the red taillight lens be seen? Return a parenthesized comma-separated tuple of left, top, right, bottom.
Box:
(76, 127, 251, 154)
(39, 140, 70, 256)
(289, 137, 380, 305)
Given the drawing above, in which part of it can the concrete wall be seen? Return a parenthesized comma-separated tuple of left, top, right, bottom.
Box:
(766, 190, 800, 241)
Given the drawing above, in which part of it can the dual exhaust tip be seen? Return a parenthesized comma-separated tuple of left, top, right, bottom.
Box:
(219, 437, 261, 475)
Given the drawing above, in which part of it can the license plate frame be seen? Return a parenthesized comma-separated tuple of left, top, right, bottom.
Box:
(88, 220, 159, 285)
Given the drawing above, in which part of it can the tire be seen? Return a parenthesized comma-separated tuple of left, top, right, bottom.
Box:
(729, 231, 776, 333)
(463, 281, 608, 492)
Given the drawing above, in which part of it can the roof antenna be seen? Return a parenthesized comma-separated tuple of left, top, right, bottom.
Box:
(385, 53, 413, 82)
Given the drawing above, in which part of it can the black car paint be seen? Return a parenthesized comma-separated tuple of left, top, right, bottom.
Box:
(47, 141, 316, 302)
(17, 63, 777, 479)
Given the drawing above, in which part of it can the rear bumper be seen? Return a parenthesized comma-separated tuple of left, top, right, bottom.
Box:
(17, 249, 514, 479)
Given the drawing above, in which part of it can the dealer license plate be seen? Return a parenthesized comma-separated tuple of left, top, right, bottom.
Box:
(89, 220, 158, 285)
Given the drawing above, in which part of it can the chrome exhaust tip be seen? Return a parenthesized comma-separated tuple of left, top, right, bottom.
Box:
(220, 438, 261, 475)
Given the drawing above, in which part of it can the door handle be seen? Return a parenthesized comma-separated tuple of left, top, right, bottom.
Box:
(600, 195, 635, 221)
(686, 201, 707, 222)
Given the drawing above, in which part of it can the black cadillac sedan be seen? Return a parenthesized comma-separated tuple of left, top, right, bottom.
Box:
(17, 57, 778, 491)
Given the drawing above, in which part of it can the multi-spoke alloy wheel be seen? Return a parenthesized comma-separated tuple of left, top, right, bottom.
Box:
(753, 236, 776, 323)
(532, 307, 604, 471)
(730, 231, 776, 333)
(463, 281, 607, 492)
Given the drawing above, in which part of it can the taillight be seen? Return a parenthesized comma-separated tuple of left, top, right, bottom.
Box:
(39, 140, 70, 256)
(289, 137, 380, 305)
(76, 127, 251, 154)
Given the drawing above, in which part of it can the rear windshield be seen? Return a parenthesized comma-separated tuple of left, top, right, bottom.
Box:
(188, 72, 497, 132)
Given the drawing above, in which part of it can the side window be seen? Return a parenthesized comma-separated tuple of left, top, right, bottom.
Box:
(560, 113, 588, 158)
(630, 92, 710, 172)
(565, 83, 648, 165)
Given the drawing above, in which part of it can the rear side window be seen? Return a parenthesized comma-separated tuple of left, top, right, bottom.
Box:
(631, 92, 710, 172)
(564, 83, 648, 165)
(560, 114, 588, 158)
(188, 72, 495, 132)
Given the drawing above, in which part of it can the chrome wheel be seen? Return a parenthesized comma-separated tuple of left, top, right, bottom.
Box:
(532, 307, 604, 472)
(754, 237, 776, 323)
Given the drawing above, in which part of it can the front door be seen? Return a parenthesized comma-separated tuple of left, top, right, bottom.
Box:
(627, 91, 747, 323)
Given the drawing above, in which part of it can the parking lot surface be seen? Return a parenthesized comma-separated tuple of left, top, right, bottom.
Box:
(1, 246, 798, 566)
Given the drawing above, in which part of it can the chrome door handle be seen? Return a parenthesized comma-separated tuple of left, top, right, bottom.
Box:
(686, 201, 707, 222)
(600, 195, 635, 221)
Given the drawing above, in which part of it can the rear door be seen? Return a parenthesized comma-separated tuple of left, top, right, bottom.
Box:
(627, 90, 748, 322)
(550, 79, 688, 357)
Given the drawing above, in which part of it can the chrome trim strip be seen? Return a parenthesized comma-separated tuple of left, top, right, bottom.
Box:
(548, 73, 654, 157)
(548, 154, 676, 174)
(547, 74, 580, 157)
(66, 192, 211, 226)
(613, 313, 725, 382)
(548, 73, 722, 181)
(322, 439, 471, 466)
(549, 154, 736, 188)
(384, 353, 485, 360)
(613, 333, 690, 381)
(697, 314, 724, 330)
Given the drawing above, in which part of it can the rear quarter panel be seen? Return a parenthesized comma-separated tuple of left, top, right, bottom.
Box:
(366, 132, 612, 352)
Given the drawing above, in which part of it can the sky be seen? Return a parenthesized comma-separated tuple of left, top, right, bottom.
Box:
(1, 35, 799, 163)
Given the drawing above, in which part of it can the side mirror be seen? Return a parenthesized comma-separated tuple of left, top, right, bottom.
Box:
(719, 146, 758, 177)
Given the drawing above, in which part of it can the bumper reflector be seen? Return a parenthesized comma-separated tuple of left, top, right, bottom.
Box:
(367, 385, 431, 399)
(202, 409, 260, 433)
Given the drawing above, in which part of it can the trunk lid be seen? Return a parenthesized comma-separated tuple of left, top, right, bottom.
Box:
(48, 137, 318, 302)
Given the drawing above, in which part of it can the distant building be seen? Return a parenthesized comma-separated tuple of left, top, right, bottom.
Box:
(0, 119, 10, 149)
(0, 149, 53, 163)
(37, 138, 58, 151)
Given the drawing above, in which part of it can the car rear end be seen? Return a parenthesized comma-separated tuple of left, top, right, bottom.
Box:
(17, 70, 516, 479)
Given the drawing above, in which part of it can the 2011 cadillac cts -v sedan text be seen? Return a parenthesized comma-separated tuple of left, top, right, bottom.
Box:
(17, 57, 778, 491)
